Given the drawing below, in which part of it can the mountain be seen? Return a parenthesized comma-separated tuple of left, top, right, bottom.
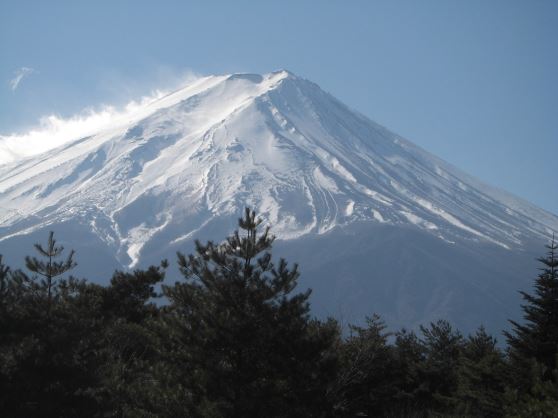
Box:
(0, 70, 556, 334)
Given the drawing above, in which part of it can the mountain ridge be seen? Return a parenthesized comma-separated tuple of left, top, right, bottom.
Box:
(0, 70, 556, 333)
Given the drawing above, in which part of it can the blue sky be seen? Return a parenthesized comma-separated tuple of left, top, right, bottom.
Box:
(1, 0, 557, 214)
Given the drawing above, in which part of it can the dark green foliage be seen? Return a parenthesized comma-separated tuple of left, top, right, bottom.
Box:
(162, 208, 340, 417)
(24, 231, 77, 314)
(504, 236, 558, 414)
(92, 263, 167, 417)
(504, 358, 558, 417)
(0, 234, 166, 418)
(0, 274, 103, 416)
(0, 254, 10, 297)
(0, 214, 555, 417)
(0, 255, 12, 325)
(392, 329, 430, 415)
(505, 236, 558, 379)
(333, 314, 398, 417)
(456, 326, 506, 417)
(419, 320, 464, 413)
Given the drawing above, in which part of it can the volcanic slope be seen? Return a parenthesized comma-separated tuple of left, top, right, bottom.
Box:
(0, 70, 556, 333)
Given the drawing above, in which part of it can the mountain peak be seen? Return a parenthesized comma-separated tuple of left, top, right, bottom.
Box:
(1, 70, 556, 335)
(0, 71, 557, 270)
(222, 69, 297, 90)
(225, 73, 265, 83)
(270, 68, 296, 78)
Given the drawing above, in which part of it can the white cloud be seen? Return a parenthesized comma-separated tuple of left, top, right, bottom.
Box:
(0, 72, 202, 165)
(9, 67, 35, 91)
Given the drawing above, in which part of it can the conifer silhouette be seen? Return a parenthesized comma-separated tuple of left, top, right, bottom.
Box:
(25, 231, 76, 313)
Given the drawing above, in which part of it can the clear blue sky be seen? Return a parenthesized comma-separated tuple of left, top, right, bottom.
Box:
(1, 0, 557, 214)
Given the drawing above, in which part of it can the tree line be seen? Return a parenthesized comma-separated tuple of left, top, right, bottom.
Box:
(0, 208, 557, 417)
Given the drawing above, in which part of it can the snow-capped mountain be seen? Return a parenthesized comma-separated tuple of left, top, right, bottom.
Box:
(0, 70, 556, 333)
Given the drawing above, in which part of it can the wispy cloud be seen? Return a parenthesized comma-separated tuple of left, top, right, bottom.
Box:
(0, 71, 202, 165)
(9, 67, 35, 91)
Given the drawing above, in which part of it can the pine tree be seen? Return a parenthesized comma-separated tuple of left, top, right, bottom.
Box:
(0, 255, 10, 312)
(95, 264, 167, 418)
(163, 208, 339, 417)
(25, 231, 76, 314)
(0, 233, 99, 417)
(334, 314, 398, 417)
(505, 235, 558, 379)
(419, 320, 464, 414)
(504, 358, 558, 417)
(0, 236, 168, 417)
(456, 326, 506, 417)
(392, 329, 430, 415)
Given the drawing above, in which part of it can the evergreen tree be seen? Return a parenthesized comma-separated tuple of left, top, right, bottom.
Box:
(0, 233, 167, 418)
(0, 245, 102, 417)
(334, 314, 398, 417)
(25, 231, 76, 315)
(456, 326, 506, 417)
(163, 208, 339, 417)
(504, 357, 558, 417)
(94, 264, 167, 418)
(505, 235, 558, 379)
(0, 255, 10, 318)
(0, 255, 9, 293)
(419, 320, 464, 414)
(392, 329, 430, 415)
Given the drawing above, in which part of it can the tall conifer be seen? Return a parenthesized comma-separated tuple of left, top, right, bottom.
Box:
(25, 231, 76, 314)
(163, 208, 339, 417)
(505, 235, 558, 378)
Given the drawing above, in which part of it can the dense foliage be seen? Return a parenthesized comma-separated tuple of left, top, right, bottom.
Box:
(0, 210, 556, 417)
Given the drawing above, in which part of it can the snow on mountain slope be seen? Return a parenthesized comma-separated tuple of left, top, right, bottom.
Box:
(0, 70, 557, 273)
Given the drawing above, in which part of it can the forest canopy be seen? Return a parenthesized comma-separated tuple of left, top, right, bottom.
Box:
(0, 209, 557, 417)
